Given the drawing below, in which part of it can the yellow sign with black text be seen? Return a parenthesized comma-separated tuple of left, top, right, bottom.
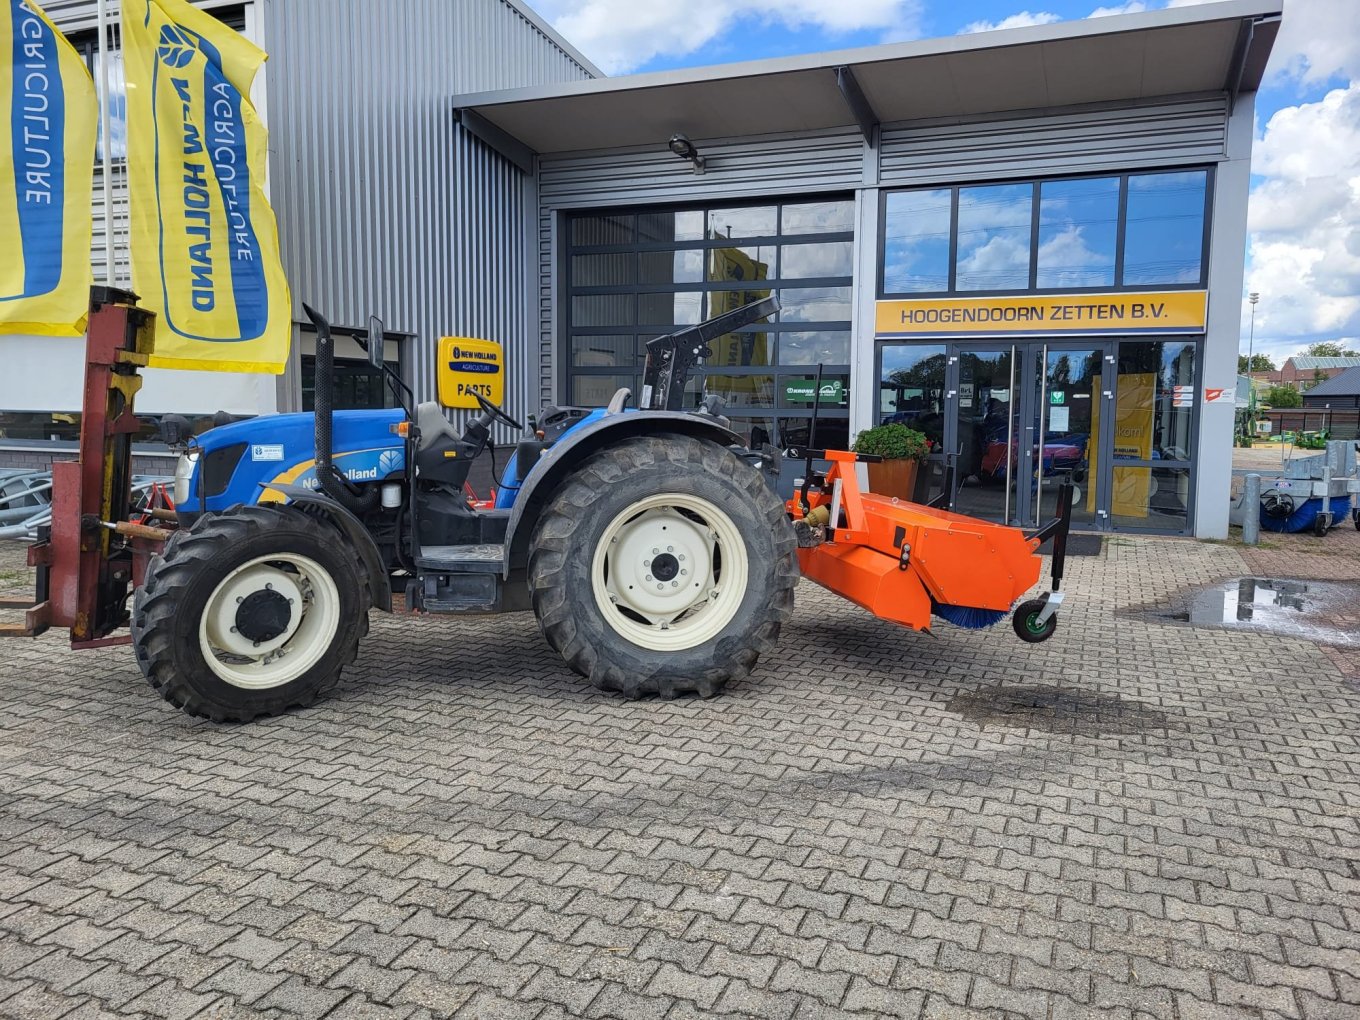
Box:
(437, 336, 504, 409)
(876, 291, 1207, 338)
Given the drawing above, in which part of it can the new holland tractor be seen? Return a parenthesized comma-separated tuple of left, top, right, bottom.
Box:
(5, 288, 1071, 723)
(133, 295, 799, 721)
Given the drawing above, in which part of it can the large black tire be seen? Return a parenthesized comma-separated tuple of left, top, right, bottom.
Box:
(527, 435, 797, 698)
(132, 504, 370, 722)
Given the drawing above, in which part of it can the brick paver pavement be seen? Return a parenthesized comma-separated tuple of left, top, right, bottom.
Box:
(0, 529, 1357, 1020)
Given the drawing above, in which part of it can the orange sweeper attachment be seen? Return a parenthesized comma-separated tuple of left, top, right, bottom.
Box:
(785, 406, 1074, 644)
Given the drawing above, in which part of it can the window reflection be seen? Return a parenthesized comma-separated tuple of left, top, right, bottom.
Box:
(1037, 178, 1118, 288)
(708, 245, 775, 284)
(706, 331, 773, 369)
(1111, 465, 1190, 532)
(779, 287, 852, 322)
(782, 200, 855, 235)
(884, 189, 951, 292)
(1115, 340, 1197, 461)
(638, 210, 704, 243)
(709, 206, 777, 239)
(1123, 171, 1207, 286)
(572, 252, 634, 287)
(780, 242, 853, 280)
(571, 335, 636, 367)
(572, 294, 633, 327)
(638, 291, 701, 326)
(572, 214, 633, 246)
(639, 248, 704, 286)
(956, 183, 1032, 291)
(780, 331, 851, 365)
(879, 344, 947, 448)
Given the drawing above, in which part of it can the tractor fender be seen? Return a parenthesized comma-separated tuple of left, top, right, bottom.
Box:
(265, 484, 392, 612)
(502, 410, 739, 577)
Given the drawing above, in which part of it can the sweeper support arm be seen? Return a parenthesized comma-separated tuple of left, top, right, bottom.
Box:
(789, 450, 1072, 637)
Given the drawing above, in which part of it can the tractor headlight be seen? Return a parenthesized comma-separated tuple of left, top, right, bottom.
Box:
(174, 450, 200, 505)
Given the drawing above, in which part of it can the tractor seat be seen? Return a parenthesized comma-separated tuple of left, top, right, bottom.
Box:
(415, 401, 460, 451)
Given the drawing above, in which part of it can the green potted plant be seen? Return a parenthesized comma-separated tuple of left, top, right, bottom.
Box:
(852, 423, 931, 500)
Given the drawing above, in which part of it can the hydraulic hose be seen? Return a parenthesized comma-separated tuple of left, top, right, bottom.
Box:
(313, 314, 380, 515)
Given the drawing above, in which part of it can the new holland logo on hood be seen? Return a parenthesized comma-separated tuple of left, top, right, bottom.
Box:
(124, 0, 291, 373)
(0, 0, 96, 337)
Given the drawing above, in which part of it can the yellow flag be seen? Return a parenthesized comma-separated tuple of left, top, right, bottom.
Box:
(0, 0, 95, 336)
(123, 0, 290, 373)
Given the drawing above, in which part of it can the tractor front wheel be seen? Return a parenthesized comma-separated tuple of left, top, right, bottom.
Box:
(132, 504, 369, 722)
(528, 435, 797, 698)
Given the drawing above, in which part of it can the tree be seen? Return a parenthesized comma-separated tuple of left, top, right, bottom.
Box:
(1305, 341, 1360, 358)
(1238, 353, 1276, 373)
(1262, 384, 1302, 408)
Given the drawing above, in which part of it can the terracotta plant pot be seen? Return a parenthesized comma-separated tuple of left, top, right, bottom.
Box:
(866, 458, 919, 500)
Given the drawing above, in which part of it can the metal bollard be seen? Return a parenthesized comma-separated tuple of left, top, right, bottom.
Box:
(1242, 473, 1261, 546)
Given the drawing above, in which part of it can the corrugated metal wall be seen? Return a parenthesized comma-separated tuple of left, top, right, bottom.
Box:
(535, 127, 866, 406)
(879, 97, 1229, 185)
(262, 0, 595, 421)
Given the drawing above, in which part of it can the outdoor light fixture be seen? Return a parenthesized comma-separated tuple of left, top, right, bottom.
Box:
(668, 133, 706, 175)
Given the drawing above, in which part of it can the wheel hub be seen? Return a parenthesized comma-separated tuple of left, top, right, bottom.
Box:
(650, 552, 680, 582)
(607, 507, 715, 621)
(235, 589, 293, 642)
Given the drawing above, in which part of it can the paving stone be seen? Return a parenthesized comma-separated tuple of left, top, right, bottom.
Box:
(0, 534, 1358, 1020)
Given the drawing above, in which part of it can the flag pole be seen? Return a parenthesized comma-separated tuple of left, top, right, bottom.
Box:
(95, 0, 115, 284)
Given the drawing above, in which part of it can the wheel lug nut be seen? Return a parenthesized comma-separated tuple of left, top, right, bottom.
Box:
(681, 569, 687, 576)
(236, 596, 243, 603)
(230, 626, 237, 633)
(652, 548, 659, 554)
(671, 581, 678, 587)
(645, 575, 653, 581)
(678, 554, 685, 561)
(265, 583, 273, 590)
(667, 545, 673, 552)
(644, 560, 651, 567)
(657, 583, 664, 590)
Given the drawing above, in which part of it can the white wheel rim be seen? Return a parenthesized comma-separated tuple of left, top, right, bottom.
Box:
(197, 552, 341, 690)
(590, 492, 749, 652)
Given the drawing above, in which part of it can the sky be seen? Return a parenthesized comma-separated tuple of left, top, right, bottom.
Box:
(529, 0, 1359, 366)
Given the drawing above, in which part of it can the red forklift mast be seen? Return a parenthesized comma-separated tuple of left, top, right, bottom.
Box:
(0, 287, 171, 646)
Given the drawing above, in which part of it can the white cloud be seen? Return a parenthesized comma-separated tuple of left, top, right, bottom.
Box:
(1089, 2, 1148, 16)
(1244, 83, 1360, 355)
(532, 0, 922, 74)
(960, 11, 1062, 34)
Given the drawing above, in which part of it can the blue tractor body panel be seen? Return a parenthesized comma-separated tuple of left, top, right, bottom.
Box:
(178, 408, 406, 514)
(493, 408, 610, 509)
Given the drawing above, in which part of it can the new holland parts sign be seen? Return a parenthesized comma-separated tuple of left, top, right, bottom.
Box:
(876, 291, 1207, 339)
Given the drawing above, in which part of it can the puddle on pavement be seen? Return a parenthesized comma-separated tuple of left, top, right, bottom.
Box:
(946, 684, 1169, 735)
(1184, 578, 1359, 648)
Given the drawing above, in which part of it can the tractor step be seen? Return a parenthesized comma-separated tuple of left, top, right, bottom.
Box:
(416, 544, 503, 574)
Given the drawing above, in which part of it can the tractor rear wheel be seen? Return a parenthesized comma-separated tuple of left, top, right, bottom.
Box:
(132, 504, 369, 722)
(528, 435, 797, 698)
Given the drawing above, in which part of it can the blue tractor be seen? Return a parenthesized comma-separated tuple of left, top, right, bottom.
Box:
(132, 297, 796, 721)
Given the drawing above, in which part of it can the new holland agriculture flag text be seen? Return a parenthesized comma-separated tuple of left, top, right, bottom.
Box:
(0, 0, 95, 336)
(124, 0, 289, 372)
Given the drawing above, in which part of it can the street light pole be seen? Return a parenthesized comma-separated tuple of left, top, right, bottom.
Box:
(1246, 292, 1260, 441)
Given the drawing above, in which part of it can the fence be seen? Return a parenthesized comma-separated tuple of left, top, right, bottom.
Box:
(1261, 408, 1360, 441)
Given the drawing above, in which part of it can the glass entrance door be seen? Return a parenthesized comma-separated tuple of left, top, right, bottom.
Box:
(1031, 346, 1107, 529)
(952, 347, 1021, 522)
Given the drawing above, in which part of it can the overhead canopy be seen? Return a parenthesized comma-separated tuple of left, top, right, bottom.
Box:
(454, 0, 1280, 156)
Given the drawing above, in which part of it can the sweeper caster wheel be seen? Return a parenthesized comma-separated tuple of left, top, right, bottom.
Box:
(528, 434, 797, 698)
(1012, 598, 1057, 643)
(132, 504, 369, 722)
(1353, 510, 1360, 531)
(1313, 512, 1332, 537)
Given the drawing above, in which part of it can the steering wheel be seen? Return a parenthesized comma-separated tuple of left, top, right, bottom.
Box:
(473, 390, 523, 432)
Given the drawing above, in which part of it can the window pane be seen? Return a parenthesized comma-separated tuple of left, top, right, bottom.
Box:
(639, 291, 702, 325)
(571, 252, 634, 287)
(780, 373, 850, 409)
(572, 214, 633, 246)
(780, 241, 853, 280)
(571, 335, 636, 368)
(704, 375, 776, 407)
(879, 344, 947, 448)
(1111, 465, 1190, 532)
(779, 287, 852, 322)
(780, 331, 851, 365)
(1115, 340, 1198, 460)
(706, 331, 774, 368)
(94, 50, 126, 161)
(883, 189, 951, 293)
(782, 200, 854, 235)
(1037, 177, 1118, 288)
(708, 288, 774, 322)
(709, 206, 777, 239)
(1122, 171, 1207, 285)
(571, 294, 633, 327)
(708, 245, 775, 284)
(639, 248, 703, 285)
(728, 416, 777, 449)
(779, 416, 849, 453)
(956, 183, 1032, 291)
(637, 210, 704, 243)
(571, 374, 636, 406)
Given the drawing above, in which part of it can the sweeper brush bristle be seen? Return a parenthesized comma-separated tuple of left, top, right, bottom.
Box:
(934, 604, 1008, 629)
